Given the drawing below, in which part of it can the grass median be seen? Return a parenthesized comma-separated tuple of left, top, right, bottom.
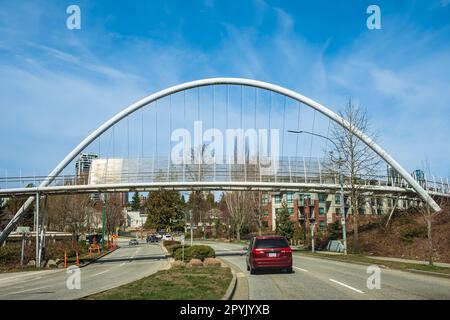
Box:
(295, 251, 450, 276)
(83, 266, 232, 300)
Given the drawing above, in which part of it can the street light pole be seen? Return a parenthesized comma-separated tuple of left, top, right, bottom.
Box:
(102, 193, 106, 250)
(287, 130, 348, 255)
(339, 159, 348, 255)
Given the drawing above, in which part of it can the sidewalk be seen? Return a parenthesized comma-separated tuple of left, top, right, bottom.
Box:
(367, 256, 450, 268)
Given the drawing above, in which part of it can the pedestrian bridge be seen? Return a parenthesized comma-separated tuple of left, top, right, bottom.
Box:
(1, 78, 449, 246)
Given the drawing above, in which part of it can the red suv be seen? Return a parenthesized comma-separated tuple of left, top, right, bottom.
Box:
(245, 236, 293, 274)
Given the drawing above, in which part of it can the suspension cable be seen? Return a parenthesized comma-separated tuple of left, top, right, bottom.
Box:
(295, 101, 301, 160)
(141, 107, 144, 159)
(309, 111, 316, 163)
(281, 95, 287, 161)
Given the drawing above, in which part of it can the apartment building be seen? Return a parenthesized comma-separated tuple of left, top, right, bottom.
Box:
(262, 191, 418, 232)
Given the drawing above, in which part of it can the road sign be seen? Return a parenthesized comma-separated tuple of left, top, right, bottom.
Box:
(341, 218, 345, 225)
(16, 226, 30, 234)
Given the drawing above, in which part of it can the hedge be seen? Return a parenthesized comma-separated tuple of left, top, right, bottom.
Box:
(173, 245, 215, 262)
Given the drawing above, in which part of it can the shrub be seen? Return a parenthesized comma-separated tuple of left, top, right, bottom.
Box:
(0, 245, 20, 264)
(203, 258, 221, 267)
(400, 225, 427, 244)
(163, 240, 180, 249)
(173, 245, 215, 261)
(167, 244, 191, 255)
(187, 258, 203, 267)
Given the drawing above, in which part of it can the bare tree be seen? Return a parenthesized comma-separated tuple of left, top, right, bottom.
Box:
(249, 191, 264, 236)
(331, 100, 381, 253)
(105, 193, 124, 241)
(418, 196, 447, 266)
(45, 194, 92, 240)
(224, 191, 251, 241)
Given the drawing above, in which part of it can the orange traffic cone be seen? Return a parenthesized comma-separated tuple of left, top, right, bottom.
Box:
(76, 251, 79, 266)
(64, 251, 68, 268)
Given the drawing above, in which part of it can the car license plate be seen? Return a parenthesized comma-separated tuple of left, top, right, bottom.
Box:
(268, 252, 277, 257)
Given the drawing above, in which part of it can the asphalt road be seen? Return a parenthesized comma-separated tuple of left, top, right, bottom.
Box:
(195, 240, 450, 300)
(0, 238, 169, 300)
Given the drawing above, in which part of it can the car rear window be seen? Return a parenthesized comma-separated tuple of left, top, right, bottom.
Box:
(254, 238, 289, 249)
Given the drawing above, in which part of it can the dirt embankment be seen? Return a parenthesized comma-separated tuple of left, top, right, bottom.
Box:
(348, 205, 450, 263)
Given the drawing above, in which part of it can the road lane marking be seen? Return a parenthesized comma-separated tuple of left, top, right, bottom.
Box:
(0, 271, 56, 283)
(92, 270, 110, 276)
(294, 266, 308, 272)
(119, 262, 127, 267)
(10, 285, 50, 295)
(329, 279, 364, 294)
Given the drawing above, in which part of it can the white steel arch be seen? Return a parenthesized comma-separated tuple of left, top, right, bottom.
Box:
(0, 77, 440, 244)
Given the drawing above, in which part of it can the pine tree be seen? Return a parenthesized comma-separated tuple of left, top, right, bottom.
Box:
(276, 201, 294, 240)
(143, 190, 185, 231)
(131, 191, 141, 211)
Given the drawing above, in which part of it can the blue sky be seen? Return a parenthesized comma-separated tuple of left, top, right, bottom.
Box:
(0, 0, 450, 183)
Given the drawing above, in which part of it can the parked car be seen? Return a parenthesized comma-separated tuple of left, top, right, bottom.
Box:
(155, 233, 163, 240)
(245, 236, 292, 274)
(162, 234, 173, 241)
(147, 234, 158, 243)
(129, 239, 139, 246)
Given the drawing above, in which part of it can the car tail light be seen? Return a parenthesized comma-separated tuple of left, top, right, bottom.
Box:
(252, 248, 265, 257)
(281, 248, 292, 255)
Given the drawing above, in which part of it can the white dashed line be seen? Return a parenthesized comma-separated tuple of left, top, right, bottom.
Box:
(293, 266, 308, 272)
(9, 285, 50, 295)
(92, 270, 110, 276)
(329, 279, 364, 294)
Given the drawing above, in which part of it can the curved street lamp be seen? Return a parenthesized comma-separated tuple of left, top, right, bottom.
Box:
(287, 130, 347, 255)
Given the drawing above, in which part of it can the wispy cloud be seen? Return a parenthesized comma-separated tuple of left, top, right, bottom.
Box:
(0, 0, 449, 180)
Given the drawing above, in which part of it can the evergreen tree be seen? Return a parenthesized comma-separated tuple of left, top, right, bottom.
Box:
(206, 192, 216, 209)
(187, 191, 209, 224)
(275, 201, 294, 240)
(143, 190, 185, 231)
(131, 191, 141, 211)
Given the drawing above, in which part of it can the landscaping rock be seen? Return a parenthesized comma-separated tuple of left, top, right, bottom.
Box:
(187, 258, 203, 267)
(203, 258, 222, 267)
(46, 259, 57, 268)
(27, 260, 35, 267)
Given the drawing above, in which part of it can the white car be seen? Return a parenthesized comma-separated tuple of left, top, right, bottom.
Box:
(162, 234, 173, 241)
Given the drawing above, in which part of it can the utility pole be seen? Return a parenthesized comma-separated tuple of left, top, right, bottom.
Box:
(190, 210, 194, 246)
(102, 193, 106, 250)
(339, 162, 348, 255)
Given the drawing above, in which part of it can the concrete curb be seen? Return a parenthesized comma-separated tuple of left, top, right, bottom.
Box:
(294, 252, 392, 269)
(159, 242, 171, 259)
(219, 258, 237, 300)
(406, 269, 450, 279)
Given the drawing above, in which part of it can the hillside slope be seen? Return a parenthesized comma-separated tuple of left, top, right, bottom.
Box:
(349, 204, 450, 263)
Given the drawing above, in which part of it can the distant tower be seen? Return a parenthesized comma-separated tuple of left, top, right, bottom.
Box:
(75, 152, 99, 202)
(412, 169, 426, 188)
(75, 153, 98, 179)
(387, 165, 401, 185)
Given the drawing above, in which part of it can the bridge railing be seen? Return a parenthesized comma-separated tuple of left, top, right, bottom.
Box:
(1, 156, 449, 195)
